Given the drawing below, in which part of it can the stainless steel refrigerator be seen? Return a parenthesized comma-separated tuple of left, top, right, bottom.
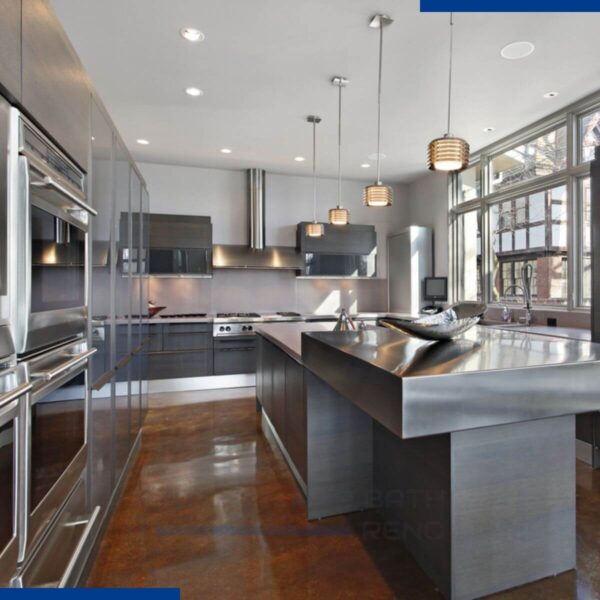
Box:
(387, 226, 433, 315)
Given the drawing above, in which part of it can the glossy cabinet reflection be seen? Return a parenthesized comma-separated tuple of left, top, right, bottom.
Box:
(89, 94, 149, 527)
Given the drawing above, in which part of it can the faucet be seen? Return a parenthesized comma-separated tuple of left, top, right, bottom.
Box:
(503, 285, 530, 326)
(502, 264, 534, 326)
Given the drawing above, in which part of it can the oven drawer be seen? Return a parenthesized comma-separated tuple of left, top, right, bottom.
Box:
(146, 350, 213, 380)
(13, 479, 100, 588)
(214, 338, 257, 376)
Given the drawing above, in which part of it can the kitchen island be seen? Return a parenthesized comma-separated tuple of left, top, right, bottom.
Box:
(255, 323, 600, 600)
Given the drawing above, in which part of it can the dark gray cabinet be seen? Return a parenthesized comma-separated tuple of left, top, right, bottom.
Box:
(257, 337, 307, 482)
(297, 222, 376, 255)
(285, 356, 306, 481)
(0, 0, 21, 100)
(21, 0, 90, 169)
(147, 350, 212, 379)
(163, 323, 212, 351)
(144, 323, 214, 380)
(149, 214, 212, 249)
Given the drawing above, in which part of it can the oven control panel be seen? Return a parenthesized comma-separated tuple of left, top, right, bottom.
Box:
(213, 323, 255, 337)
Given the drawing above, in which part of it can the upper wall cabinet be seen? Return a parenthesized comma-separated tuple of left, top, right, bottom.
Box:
(22, 0, 90, 170)
(0, 0, 22, 101)
(297, 222, 376, 255)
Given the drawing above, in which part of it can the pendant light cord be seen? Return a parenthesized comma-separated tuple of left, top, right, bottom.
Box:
(376, 20, 384, 185)
(312, 118, 317, 222)
(337, 83, 342, 209)
(446, 12, 454, 136)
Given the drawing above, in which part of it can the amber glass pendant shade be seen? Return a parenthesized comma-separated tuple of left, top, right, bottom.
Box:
(305, 221, 324, 237)
(328, 206, 350, 225)
(364, 183, 392, 207)
(427, 135, 469, 172)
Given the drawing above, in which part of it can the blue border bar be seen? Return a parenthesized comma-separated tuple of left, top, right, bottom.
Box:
(0, 591, 180, 599)
(421, 0, 600, 11)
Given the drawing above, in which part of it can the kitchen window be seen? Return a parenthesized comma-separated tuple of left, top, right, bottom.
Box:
(580, 176, 592, 306)
(449, 92, 600, 311)
(490, 126, 567, 193)
(450, 93, 600, 309)
(579, 109, 600, 163)
(455, 209, 482, 302)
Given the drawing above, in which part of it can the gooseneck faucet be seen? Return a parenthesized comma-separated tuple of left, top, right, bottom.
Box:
(503, 264, 534, 326)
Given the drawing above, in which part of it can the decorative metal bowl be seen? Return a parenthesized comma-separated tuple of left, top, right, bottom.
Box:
(380, 303, 486, 341)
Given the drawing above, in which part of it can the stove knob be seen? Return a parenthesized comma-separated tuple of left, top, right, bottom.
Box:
(247, 325, 253, 331)
(225, 326, 231, 332)
(219, 326, 225, 332)
(241, 325, 247, 331)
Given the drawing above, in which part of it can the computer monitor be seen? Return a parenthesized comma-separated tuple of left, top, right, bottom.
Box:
(423, 277, 448, 302)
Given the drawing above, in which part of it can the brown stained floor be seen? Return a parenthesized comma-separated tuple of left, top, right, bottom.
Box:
(87, 396, 600, 599)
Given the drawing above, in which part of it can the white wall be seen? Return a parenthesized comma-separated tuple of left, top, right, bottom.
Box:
(139, 162, 408, 313)
(405, 172, 450, 277)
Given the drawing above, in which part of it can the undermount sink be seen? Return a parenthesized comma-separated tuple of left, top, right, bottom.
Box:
(479, 319, 528, 328)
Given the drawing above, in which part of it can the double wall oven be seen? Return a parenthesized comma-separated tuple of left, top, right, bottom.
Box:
(0, 106, 98, 586)
(7, 109, 96, 357)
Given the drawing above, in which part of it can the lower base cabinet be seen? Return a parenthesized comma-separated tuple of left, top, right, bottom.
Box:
(257, 336, 307, 483)
(146, 350, 213, 380)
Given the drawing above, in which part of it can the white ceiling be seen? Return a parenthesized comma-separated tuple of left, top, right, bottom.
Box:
(51, 0, 600, 183)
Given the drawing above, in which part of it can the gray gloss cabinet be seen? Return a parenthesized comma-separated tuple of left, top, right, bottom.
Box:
(0, 0, 21, 100)
(297, 222, 376, 255)
(21, 0, 90, 169)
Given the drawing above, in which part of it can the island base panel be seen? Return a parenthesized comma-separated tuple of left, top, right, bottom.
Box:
(306, 371, 374, 520)
(373, 415, 575, 600)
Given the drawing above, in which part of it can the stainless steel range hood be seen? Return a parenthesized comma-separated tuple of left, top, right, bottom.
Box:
(212, 169, 302, 270)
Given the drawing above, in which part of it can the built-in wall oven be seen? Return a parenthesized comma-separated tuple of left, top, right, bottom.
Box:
(0, 362, 30, 587)
(213, 321, 257, 375)
(19, 339, 95, 565)
(7, 109, 97, 356)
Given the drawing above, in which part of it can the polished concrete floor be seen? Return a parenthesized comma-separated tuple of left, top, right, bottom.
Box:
(88, 394, 600, 599)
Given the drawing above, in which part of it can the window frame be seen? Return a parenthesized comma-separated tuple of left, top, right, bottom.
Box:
(449, 89, 600, 311)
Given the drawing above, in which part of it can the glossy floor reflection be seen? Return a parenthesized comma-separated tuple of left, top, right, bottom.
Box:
(88, 395, 600, 599)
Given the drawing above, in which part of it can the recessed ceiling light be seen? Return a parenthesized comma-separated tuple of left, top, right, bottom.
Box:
(220, 148, 232, 154)
(368, 152, 386, 160)
(361, 163, 371, 168)
(294, 156, 306, 162)
(136, 139, 150, 145)
(500, 41, 535, 60)
(543, 91, 559, 99)
(185, 87, 204, 97)
(483, 127, 495, 133)
(180, 27, 205, 42)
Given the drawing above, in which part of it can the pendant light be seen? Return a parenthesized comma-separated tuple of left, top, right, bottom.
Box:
(427, 13, 470, 173)
(364, 14, 394, 208)
(305, 115, 325, 238)
(329, 76, 350, 226)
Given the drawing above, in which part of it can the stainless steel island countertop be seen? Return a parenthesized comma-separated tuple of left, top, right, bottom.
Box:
(302, 325, 600, 439)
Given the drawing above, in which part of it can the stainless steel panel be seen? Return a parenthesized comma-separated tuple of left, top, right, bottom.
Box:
(248, 169, 265, 250)
(212, 244, 302, 270)
(302, 325, 600, 439)
(0, 0, 22, 102)
(0, 95, 10, 296)
(0, 325, 16, 365)
(21, 0, 90, 170)
(387, 226, 433, 314)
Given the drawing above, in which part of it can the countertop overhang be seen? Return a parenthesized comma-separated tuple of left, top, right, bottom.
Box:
(301, 325, 600, 439)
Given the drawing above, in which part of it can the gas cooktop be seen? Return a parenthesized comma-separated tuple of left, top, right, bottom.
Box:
(159, 313, 208, 318)
(216, 312, 260, 318)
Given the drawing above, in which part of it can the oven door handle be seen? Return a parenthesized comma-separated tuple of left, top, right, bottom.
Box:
(31, 348, 97, 382)
(31, 176, 98, 216)
(0, 382, 32, 410)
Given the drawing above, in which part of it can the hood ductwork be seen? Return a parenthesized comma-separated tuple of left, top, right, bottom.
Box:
(249, 168, 265, 250)
(212, 169, 303, 270)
